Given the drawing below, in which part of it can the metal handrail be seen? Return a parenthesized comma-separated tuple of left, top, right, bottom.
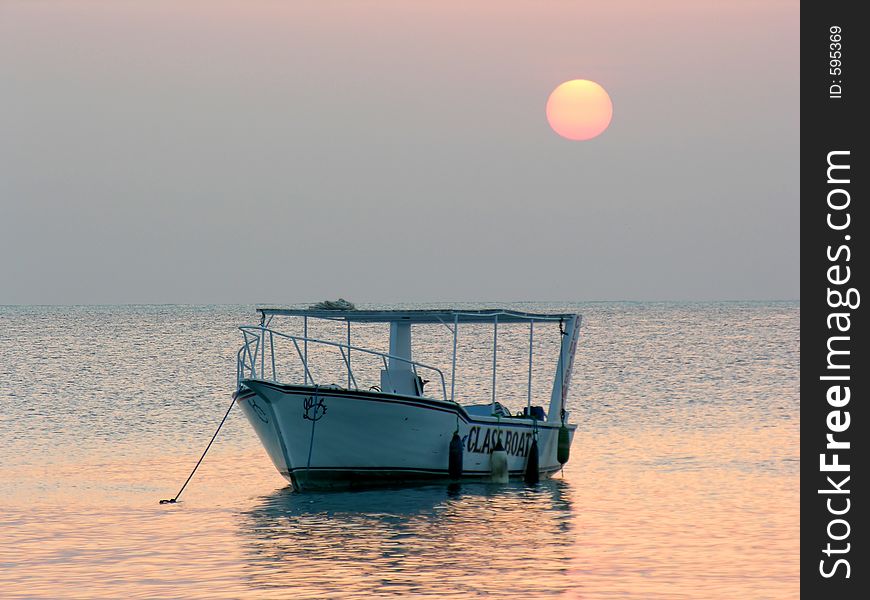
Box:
(237, 325, 450, 403)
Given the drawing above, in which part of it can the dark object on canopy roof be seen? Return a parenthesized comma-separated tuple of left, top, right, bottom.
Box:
(308, 298, 356, 311)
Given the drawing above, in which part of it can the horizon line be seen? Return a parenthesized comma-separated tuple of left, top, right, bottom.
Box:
(0, 299, 801, 308)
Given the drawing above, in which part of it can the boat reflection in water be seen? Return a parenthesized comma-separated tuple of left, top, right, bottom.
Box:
(238, 480, 575, 598)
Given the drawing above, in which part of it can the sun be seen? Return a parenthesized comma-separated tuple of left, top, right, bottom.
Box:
(546, 79, 613, 141)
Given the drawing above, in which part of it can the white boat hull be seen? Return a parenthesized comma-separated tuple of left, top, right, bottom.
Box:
(237, 379, 576, 491)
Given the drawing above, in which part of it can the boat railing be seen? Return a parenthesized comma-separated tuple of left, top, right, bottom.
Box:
(237, 326, 449, 403)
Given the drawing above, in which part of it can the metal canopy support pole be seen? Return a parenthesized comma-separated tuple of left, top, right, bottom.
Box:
(491, 315, 498, 411)
(548, 315, 580, 423)
(243, 331, 257, 379)
(527, 320, 534, 412)
(260, 328, 265, 378)
(450, 314, 458, 403)
(346, 320, 351, 389)
(291, 338, 314, 384)
(270, 331, 276, 382)
(303, 317, 309, 385)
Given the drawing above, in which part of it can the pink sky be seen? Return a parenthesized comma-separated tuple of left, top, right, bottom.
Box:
(0, 1, 798, 302)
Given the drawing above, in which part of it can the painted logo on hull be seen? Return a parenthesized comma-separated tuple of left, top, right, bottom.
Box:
(464, 426, 534, 457)
(303, 396, 327, 421)
(249, 398, 269, 423)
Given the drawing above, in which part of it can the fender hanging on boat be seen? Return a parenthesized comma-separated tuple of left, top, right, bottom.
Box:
(490, 439, 508, 483)
(448, 431, 463, 480)
(557, 424, 571, 465)
(524, 438, 540, 484)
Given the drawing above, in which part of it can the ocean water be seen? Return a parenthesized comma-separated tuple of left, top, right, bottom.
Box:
(0, 302, 799, 599)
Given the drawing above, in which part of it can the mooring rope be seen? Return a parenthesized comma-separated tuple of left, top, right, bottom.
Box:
(160, 394, 236, 504)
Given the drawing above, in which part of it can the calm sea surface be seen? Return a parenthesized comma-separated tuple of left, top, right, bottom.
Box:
(0, 302, 799, 599)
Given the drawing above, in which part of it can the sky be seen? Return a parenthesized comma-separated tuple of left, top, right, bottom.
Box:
(0, 1, 799, 304)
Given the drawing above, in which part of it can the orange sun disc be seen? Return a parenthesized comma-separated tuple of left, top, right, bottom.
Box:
(546, 79, 613, 141)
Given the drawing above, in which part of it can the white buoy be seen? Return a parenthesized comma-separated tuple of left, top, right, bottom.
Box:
(490, 439, 509, 483)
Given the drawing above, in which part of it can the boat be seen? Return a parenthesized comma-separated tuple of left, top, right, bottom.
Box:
(234, 307, 582, 491)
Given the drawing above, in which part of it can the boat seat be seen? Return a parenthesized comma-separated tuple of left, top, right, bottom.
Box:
(464, 402, 512, 417)
(414, 375, 429, 396)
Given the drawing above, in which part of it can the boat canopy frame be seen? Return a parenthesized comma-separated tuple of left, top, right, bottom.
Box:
(240, 308, 582, 423)
(256, 308, 578, 324)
